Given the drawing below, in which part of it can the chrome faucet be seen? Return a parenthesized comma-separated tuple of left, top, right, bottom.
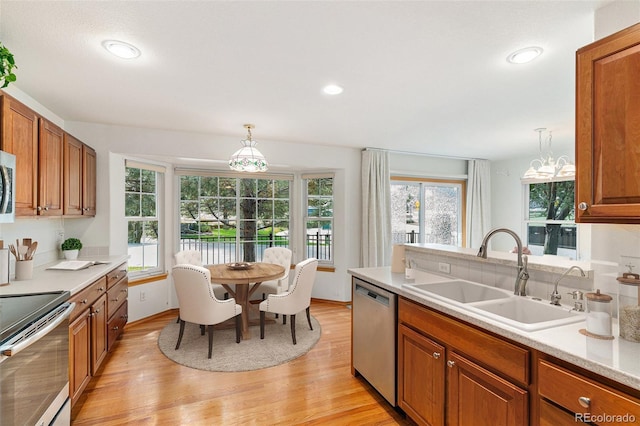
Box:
(550, 266, 586, 306)
(477, 228, 529, 296)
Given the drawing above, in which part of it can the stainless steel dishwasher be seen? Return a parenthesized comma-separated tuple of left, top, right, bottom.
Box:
(352, 277, 397, 406)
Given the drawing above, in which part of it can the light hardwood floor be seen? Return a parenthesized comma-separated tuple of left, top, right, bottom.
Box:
(71, 300, 412, 425)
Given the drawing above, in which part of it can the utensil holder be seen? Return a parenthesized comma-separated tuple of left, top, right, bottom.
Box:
(15, 260, 34, 280)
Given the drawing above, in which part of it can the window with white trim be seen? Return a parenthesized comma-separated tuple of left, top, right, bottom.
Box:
(303, 174, 333, 264)
(125, 161, 165, 277)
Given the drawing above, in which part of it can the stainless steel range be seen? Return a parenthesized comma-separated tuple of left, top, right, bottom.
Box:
(0, 291, 74, 426)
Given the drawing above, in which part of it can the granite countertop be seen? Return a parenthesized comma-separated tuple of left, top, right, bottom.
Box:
(0, 255, 130, 296)
(348, 266, 640, 392)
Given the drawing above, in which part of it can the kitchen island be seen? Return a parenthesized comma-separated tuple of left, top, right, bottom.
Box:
(349, 265, 640, 426)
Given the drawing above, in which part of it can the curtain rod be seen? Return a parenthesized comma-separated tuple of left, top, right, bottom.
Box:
(363, 147, 486, 161)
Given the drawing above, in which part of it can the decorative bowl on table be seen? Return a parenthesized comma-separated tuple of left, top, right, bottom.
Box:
(226, 262, 253, 270)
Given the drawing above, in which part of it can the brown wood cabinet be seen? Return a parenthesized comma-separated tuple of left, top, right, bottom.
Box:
(1, 92, 97, 218)
(82, 144, 97, 216)
(0, 94, 38, 216)
(448, 351, 528, 425)
(69, 309, 91, 407)
(538, 359, 640, 426)
(398, 323, 445, 426)
(68, 276, 107, 406)
(106, 264, 128, 350)
(575, 22, 640, 223)
(398, 297, 529, 426)
(64, 133, 96, 216)
(68, 265, 128, 407)
(38, 118, 64, 215)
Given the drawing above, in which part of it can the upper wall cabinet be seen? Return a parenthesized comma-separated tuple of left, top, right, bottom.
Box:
(1, 94, 39, 216)
(38, 118, 64, 216)
(576, 22, 640, 223)
(64, 133, 96, 216)
(1, 93, 96, 218)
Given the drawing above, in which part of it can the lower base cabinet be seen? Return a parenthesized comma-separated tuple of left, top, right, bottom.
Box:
(398, 297, 529, 426)
(398, 324, 445, 426)
(448, 351, 528, 425)
(69, 309, 91, 406)
(538, 358, 640, 426)
(69, 263, 128, 407)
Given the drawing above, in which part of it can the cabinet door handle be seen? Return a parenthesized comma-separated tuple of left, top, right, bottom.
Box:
(82, 299, 88, 304)
(447, 360, 455, 368)
(432, 352, 440, 359)
(112, 326, 119, 331)
(94, 308, 100, 314)
(98, 287, 105, 292)
(578, 202, 589, 211)
(578, 396, 591, 408)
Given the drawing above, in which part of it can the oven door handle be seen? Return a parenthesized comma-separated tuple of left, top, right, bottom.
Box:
(1, 302, 75, 357)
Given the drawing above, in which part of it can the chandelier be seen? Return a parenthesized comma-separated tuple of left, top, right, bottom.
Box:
(522, 128, 575, 181)
(228, 124, 268, 172)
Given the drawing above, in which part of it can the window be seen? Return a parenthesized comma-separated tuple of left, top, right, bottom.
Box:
(525, 180, 576, 259)
(178, 173, 291, 264)
(304, 175, 333, 264)
(125, 161, 164, 277)
(391, 178, 465, 246)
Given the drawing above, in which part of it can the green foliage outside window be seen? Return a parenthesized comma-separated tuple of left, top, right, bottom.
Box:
(528, 180, 575, 255)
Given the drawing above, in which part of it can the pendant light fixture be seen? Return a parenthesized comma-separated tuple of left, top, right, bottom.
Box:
(522, 128, 575, 181)
(229, 124, 268, 172)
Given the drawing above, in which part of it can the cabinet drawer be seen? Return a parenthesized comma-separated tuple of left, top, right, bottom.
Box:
(539, 399, 577, 426)
(107, 263, 127, 289)
(107, 300, 127, 351)
(538, 359, 640, 425)
(107, 277, 128, 318)
(399, 297, 529, 385)
(69, 276, 107, 321)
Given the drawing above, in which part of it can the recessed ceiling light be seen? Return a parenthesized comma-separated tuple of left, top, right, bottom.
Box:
(323, 84, 344, 95)
(507, 46, 543, 64)
(102, 40, 141, 59)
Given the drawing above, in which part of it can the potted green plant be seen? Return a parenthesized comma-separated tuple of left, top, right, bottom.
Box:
(0, 42, 17, 89)
(61, 238, 82, 260)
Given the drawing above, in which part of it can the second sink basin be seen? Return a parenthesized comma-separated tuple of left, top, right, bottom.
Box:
(405, 280, 512, 303)
(469, 297, 586, 331)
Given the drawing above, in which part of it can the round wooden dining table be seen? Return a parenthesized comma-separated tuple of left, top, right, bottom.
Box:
(205, 262, 285, 339)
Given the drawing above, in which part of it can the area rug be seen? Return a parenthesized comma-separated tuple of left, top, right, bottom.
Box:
(157, 314, 321, 372)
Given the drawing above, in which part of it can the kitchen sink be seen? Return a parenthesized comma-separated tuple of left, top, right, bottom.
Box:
(404, 280, 512, 303)
(404, 278, 586, 332)
(468, 297, 586, 331)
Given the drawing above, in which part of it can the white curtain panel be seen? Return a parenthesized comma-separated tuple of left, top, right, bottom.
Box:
(361, 149, 392, 267)
(466, 159, 491, 249)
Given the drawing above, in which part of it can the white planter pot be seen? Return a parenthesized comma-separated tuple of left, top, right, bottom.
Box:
(63, 249, 79, 260)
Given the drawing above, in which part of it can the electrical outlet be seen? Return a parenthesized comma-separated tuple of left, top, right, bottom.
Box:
(140, 291, 146, 302)
(55, 230, 65, 244)
(438, 262, 451, 274)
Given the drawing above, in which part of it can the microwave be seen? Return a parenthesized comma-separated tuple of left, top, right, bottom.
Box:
(0, 151, 15, 223)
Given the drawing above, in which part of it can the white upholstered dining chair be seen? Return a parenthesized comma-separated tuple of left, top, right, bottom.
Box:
(259, 247, 293, 299)
(259, 258, 318, 345)
(172, 264, 242, 358)
(174, 250, 227, 300)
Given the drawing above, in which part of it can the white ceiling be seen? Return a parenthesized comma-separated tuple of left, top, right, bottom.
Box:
(0, 1, 611, 161)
